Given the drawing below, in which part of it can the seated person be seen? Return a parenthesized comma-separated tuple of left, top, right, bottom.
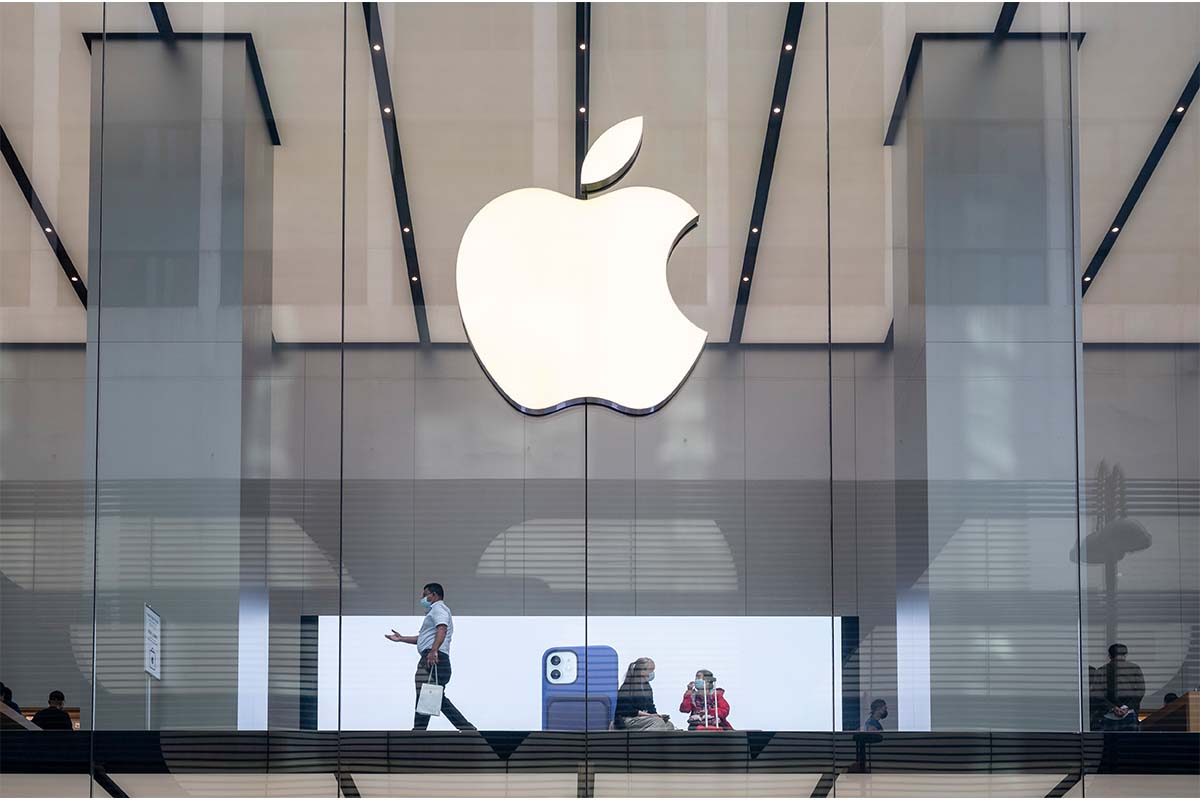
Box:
(31, 691, 73, 730)
(614, 657, 673, 730)
(861, 698, 888, 732)
(679, 669, 732, 730)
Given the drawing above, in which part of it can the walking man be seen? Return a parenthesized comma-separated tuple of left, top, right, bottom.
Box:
(385, 582, 476, 731)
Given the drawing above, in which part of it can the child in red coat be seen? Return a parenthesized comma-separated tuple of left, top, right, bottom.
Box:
(679, 669, 732, 730)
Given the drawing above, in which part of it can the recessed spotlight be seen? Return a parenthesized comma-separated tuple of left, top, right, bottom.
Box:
(579, 106, 586, 114)
(784, 43, 793, 51)
(44, 226, 52, 233)
(402, 226, 411, 233)
(411, 275, 418, 282)
(70, 276, 78, 282)
(1111, 226, 1120, 233)
(579, 43, 586, 51)
(773, 107, 781, 114)
(751, 227, 759, 234)
(1177, 106, 1186, 113)
(373, 44, 381, 52)
(742, 276, 750, 282)
(1083, 275, 1092, 282)
(383, 106, 392, 114)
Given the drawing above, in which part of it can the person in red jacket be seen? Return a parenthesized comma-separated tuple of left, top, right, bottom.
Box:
(680, 669, 732, 730)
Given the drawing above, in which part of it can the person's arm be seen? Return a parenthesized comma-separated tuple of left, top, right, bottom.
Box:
(384, 629, 417, 645)
(717, 692, 729, 720)
(425, 624, 447, 666)
(680, 690, 694, 713)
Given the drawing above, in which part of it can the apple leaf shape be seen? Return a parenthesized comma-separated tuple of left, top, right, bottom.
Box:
(580, 116, 643, 194)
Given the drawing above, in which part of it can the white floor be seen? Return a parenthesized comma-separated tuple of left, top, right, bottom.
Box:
(109, 773, 339, 798)
(1064, 775, 1200, 798)
(832, 772, 1067, 797)
(594, 772, 823, 797)
(352, 772, 578, 797)
(0, 775, 106, 798)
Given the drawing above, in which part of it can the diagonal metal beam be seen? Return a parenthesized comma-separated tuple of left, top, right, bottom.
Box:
(361, 2, 429, 343)
(148, 2, 174, 39)
(1082, 60, 1200, 295)
(729, 3, 804, 344)
(0, 123, 87, 306)
(575, 2, 590, 199)
(994, 3, 1019, 36)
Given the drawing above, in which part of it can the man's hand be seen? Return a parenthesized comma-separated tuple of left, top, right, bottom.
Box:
(426, 649, 439, 667)
(385, 630, 405, 643)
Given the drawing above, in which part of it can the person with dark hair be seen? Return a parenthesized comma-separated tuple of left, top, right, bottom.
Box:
(1163, 692, 1179, 705)
(385, 582, 475, 731)
(0, 683, 20, 715)
(1100, 643, 1145, 731)
(680, 668, 732, 730)
(31, 691, 72, 730)
(614, 657, 673, 730)
(861, 698, 888, 732)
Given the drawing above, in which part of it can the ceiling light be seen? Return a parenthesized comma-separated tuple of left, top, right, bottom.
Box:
(751, 227, 759, 234)
(373, 44, 381, 51)
(402, 226, 411, 233)
(784, 43, 793, 51)
(742, 276, 750, 282)
(411, 275, 418, 282)
(1177, 106, 1186, 113)
(1111, 226, 1120, 233)
(383, 106, 392, 114)
(70, 276, 78, 282)
(773, 107, 781, 114)
(44, 226, 52, 233)
(579, 106, 586, 113)
(579, 43, 586, 51)
(1083, 275, 1092, 282)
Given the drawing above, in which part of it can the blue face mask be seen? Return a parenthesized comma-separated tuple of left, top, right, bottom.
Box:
(420, 597, 433, 610)
(647, 671, 655, 683)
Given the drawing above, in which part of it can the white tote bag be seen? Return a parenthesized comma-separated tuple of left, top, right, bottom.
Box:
(416, 664, 443, 717)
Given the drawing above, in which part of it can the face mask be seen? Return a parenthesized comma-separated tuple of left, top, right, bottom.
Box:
(420, 597, 433, 610)
(694, 680, 707, 692)
(646, 672, 655, 683)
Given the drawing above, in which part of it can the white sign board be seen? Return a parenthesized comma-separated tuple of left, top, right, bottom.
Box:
(143, 604, 161, 679)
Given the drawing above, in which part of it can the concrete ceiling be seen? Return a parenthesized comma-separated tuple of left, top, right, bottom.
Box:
(0, 2, 1195, 346)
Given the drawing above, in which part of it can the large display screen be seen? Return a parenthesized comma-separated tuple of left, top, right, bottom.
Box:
(319, 616, 840, 731)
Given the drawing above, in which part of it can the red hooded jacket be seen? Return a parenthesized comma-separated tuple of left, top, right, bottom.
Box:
(680, 687, 732, 730)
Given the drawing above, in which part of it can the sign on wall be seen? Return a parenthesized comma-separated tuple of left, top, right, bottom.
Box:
(144, 604, 161, 680)
(456, 117, 707, 416)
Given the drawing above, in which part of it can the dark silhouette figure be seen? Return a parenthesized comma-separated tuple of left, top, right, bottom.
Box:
(31, 691, 72, 730)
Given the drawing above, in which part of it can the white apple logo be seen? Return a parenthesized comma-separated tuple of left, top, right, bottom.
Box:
(456, 116, 707, 416)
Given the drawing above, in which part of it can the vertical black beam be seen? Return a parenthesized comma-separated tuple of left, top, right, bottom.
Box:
(994, 3, 1019, 36)
(299, 614, 318, 730)
(729, 3, 804, 344)
(1082, 60, 1200, 295)
(575, 3, 590, 199)
(362, 2, 430, 343)
(0, 123, 87, 306)
(840, 616, 861, 731)
(148, 2, 174, 39)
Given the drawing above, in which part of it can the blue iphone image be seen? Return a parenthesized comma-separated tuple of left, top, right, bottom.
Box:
(541, 645, 619, 731)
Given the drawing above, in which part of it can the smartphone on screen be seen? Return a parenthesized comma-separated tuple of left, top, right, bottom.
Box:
(541, 645, 618, 731)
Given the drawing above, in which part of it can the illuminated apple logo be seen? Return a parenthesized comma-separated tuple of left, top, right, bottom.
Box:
(457, 116, 707, 416)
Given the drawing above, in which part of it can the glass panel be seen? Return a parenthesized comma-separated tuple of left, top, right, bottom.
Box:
(338, 2, 585, 742)
(0, 9, 101, 798)
(831, 1, 1082, 736)
(90, 1, 345, 749)
(1074, 0, 1200, 743)
(586, 4, 833, 761)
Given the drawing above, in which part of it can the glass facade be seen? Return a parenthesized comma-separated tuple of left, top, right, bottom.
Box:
(0, 2, 1196, 797)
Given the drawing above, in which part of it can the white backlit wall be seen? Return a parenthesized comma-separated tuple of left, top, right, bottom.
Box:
(319, 616, 840, 731)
